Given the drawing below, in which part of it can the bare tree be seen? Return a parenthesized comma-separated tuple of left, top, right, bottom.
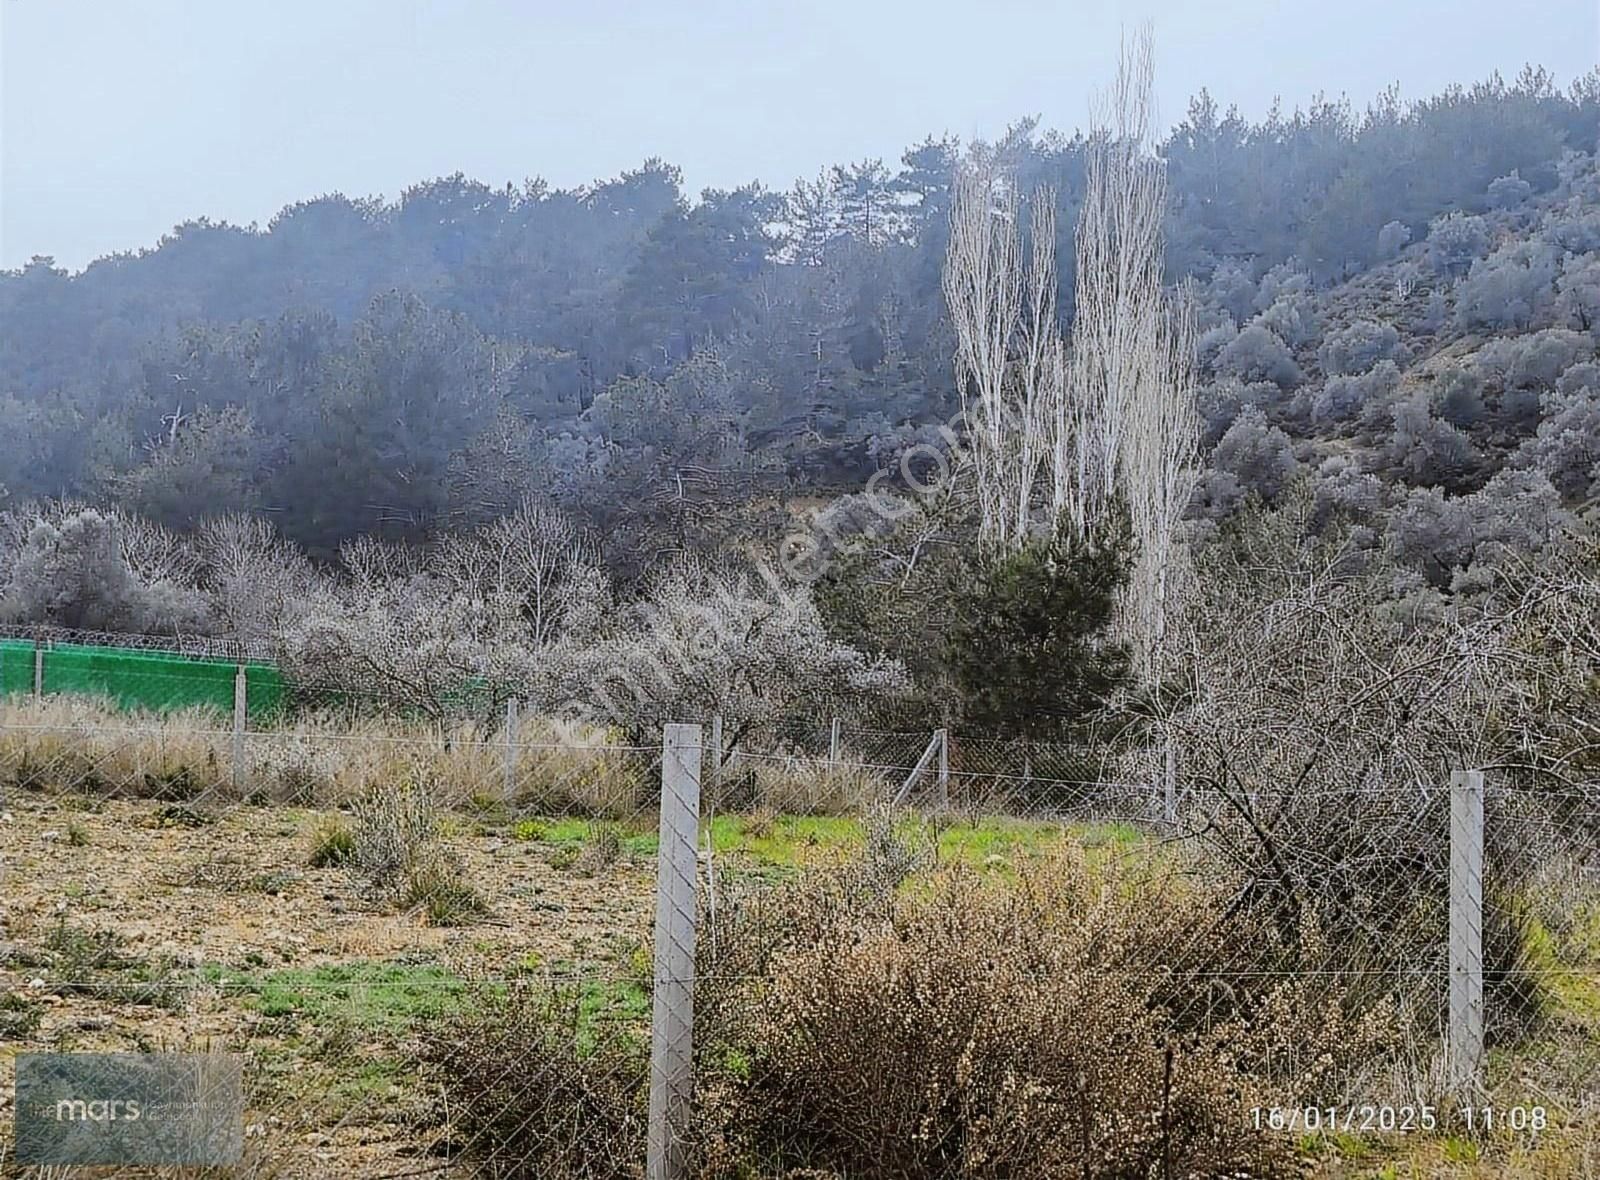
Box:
(942, 27, 1200, 680)
(943, 160, 1025, 549)
(195, 514, 323, 645)
(1072, 29, 1200, 679)
(1120, 284, 1201, 681)
(437, 498, 608, 647)
(112, 509, 203, 588)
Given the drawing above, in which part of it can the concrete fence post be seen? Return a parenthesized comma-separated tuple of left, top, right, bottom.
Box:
(231, 665, 248, 793)
(649, 723, 702, 1180)
(829, 716, 841, 764)
(33, 642, 43, 699)
(937, 727, 949, 808)
(709, 713, 723, 806)
(894, 730, 943, 806)
(503, 697, 519, 800)
(1162, 738, 1177, 825)
(1449, 769, 1485, 1088)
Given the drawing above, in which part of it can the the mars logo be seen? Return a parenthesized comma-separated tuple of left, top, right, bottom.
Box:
(54, 1098, 144, 1122)
(14, 1053, 240, 1166)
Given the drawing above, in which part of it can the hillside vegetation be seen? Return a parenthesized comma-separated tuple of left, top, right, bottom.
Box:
(0, 68, 1595, 582)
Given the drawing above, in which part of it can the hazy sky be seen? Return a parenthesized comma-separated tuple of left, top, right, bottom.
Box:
(3, 0, 1596, 271)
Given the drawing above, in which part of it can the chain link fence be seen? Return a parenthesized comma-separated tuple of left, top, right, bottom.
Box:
(1, 670, 1597, 1176)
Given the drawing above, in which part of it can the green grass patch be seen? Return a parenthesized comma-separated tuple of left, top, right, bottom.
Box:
(934, 817, 1074, 864)
(512, 811, 1150, 877)
(700, 813, 1125, 871)
(514, 816, 656, 856)
(209, 960, 474, 1033)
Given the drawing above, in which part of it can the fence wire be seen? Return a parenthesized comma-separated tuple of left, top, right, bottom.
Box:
(0, 674, 1597, 1177)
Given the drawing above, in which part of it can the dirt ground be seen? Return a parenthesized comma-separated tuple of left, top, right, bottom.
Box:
(0, 788, 657, 1178)
(2, 788, 1596, 1179)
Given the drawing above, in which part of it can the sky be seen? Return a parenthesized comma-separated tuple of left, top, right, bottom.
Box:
(2, 0, 1597, 271)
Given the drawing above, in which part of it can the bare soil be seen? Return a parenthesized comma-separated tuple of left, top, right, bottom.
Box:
(0, 788, 656, 1178)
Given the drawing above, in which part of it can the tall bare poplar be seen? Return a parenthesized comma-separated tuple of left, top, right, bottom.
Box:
(1073, 29, 1201, 679)
(942, 26, 1200, 679)
(943, 164, 1064, 550)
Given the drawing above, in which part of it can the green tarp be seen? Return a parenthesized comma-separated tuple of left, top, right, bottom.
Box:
(0, 640, 284, 721)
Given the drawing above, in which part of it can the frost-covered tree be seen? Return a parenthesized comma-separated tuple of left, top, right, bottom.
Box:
(1310, 359, 1401, 427)
(1477, 329, 1594, 392)
(1387, 471, 1566, 586)
(1486, 170, 1533, 210)
(1558, 360, 1600, 394)
(1254, 296, 1319, 347)
(1205, 260, 1258, 324)
(436, 499, 609, 648)
(1318, 319, 1406, 376)
(1196, 377, 1278, 444)
(0, 507, 206, 634)
(1426, 211, 1492, 278)
(1211, 406, 1300, 503)
(282, 557, 532, 728)
(1310, 456, 1387, 530)
(1556, 253, 1600, 330)
(1195, 321, 1239, 373)
(1453, 239, 1561, 330)
(548, 557, 908, 744)
(1252, 262, 1311, 312)
(1385, 391, 1480, 487)
(1518, 388, 1600, 499)
(1214, 324, 1301, 388)
(196, 514, 322, 645)
(1431, 365, 1488, 428)
(1377, 220, 1413, 259)
(1416, 289, 1449, 334)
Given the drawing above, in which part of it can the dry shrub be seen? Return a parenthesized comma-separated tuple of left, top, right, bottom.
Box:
(573, 822, 624, 875)
(701, 851, 1297, 1179)
(351, 769, 438, 889)
(348, 767, 483, 923)
(420, 982, 648, 1180)
(402, 853, 487, 926)
(429, 841, 1428, 1178)
(513, 743, 640, 817)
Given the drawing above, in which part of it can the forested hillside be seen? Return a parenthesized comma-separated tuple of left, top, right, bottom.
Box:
(3, 66, 1595, 579)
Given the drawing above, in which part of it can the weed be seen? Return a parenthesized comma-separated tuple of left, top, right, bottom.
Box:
(0, 991, 42, 1039)
(307, 817, 357, 867)
(31, 920, 189, 1009)
(573, 823, 623, 876)
(350, 771, 437, 892)
(402, 854, 487, 926)
(213, 960, 474, 1033)
(152, 803, 213, 828)
(512, 818, 549, 841)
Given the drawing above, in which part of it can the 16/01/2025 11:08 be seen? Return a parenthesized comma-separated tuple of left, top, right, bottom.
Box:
(1250, 1105, 1548, 1134)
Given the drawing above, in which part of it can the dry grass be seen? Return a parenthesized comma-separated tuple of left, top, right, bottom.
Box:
(734, 755, 885, 815)
(0, 695, 642, 815)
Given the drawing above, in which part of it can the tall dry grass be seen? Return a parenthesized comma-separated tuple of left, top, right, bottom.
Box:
(719, 752, 886, 814)
(0, 694, 643, 815)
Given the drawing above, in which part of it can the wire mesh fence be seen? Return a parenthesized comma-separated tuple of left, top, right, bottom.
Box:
(0, 672, 1597, 1176)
